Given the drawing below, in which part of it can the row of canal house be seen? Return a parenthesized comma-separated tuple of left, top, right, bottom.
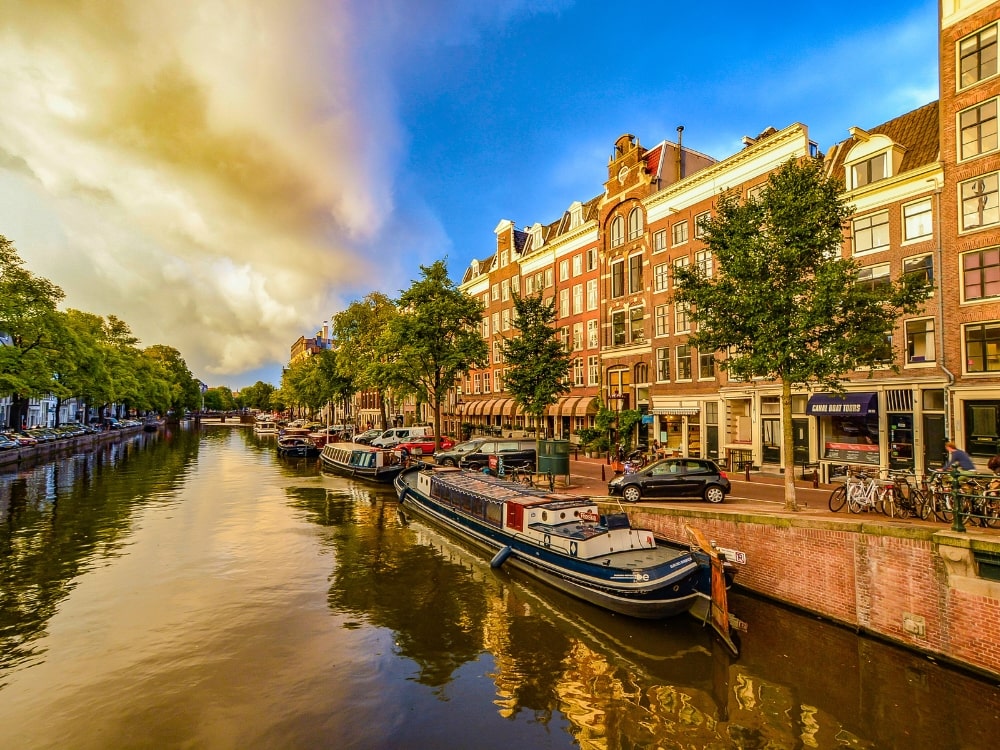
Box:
(444, 0, 1000, 483)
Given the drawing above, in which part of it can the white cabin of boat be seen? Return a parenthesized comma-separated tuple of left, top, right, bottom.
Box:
(416, 467, 657, 560)
(254, 420, 279, 434)
(322, 442, 400, 469)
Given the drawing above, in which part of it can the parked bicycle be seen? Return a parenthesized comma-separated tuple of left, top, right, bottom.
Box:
(881, 471, 930, 520)
(828, 467, 883, 513)
(506, 465, 536, 487)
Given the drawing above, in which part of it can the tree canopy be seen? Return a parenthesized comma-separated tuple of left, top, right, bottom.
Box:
(673, 158, 931, 509)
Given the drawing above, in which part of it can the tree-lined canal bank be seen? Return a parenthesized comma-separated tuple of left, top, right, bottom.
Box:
(1, 424, 998, 749)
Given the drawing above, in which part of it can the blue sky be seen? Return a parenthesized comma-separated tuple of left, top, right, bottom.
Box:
(0, 0, 939, 388)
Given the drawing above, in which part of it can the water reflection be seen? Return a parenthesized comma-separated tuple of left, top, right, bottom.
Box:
(1, 426, 998, 749)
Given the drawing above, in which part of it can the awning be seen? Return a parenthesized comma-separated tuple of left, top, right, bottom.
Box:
(490, 399, 511, 417)
(574, 396, 597, 416)
(806, 392, 878, 417)
(651, 406, 700, 416)
(546, 395, 589, 417)
(454, 402, 469, 415)
(481, 399, 498, 416)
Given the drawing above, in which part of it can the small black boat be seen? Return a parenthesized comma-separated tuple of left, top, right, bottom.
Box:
(320, 442, 405, 483)
(276, 436, 320, 457)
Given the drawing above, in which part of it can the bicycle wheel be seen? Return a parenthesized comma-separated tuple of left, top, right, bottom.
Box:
(882, 489, 898, 518)
(911, 488, 932, 520)
(846, 484, 866, 513)
(828, 485, 847, 513)
(933, 488, 953, 523)
(983, 494, 1000, 528)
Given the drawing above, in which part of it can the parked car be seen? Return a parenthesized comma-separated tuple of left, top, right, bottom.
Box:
(0, 433, 20, 451)
(393, 436, 455, 458)
(352, 429, 383, 445)
(5, 431, 38, 446)
(455, 439, 537, 472)
(370, 426, 432, 449)
(607, 457, 731, 504)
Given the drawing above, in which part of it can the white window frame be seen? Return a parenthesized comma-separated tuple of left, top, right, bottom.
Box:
(654, 263, 669, 292)
(902, 198, 933, 243)
(672, 220, 689, 247)
(559, 259, 569, 281)
(572, 284, 583, 315)
(654, 304, 669, 337)
(958, 22, 998, 91)
(905, 317, 936, 365)
(959, 97, 998, 161)
(586, 279, 598, 311)
(853, 211, 890, 254)
(653, 229, 667, 254)
(960, 172, 1000, 232)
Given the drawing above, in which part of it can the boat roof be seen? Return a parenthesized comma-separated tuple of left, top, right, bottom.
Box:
(428, 468, 593, 509)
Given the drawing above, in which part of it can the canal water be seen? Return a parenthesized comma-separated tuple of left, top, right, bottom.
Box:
(1, 424, 999, 749)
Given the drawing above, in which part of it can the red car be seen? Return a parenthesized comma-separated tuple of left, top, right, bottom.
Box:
(393, 436, 455, 457)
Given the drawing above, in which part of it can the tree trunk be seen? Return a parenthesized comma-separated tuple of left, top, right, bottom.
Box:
(781, 378, 799, 511)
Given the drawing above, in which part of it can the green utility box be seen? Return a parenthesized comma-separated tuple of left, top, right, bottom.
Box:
(537, 439, 571, 477)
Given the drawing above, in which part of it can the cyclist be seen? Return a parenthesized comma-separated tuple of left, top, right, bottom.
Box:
(943, 442, 975, 472)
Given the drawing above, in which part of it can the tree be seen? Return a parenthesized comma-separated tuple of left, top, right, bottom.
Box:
(333, 293, 398, 429)
(380, 260, 487, 448)
(0, 235, 65, 427)
(672, 158, 931, 511)
(500, 293, 571, 444)
(143, 345, 200, 415)
(240, 381, 276, 411)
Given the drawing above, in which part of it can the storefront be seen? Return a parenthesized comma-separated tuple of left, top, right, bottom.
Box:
(807, 392, 880, 480)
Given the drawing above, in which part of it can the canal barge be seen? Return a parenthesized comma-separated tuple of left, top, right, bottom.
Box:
(320, 442, 405, 484)
(395, 464, 742, 651)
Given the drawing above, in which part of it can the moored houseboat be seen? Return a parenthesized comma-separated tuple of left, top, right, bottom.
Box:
(276, 435, 320, 457)
(320, 442, 405, 484)
(395, 464, 743, 652)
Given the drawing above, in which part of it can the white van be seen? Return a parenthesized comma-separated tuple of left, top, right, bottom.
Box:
(370, 426, 432, 448)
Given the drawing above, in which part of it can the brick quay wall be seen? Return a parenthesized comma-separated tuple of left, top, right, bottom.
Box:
(607, 503, 1000, 679)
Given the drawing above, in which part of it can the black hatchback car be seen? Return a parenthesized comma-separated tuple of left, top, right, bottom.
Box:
(607, 457, 731, 504)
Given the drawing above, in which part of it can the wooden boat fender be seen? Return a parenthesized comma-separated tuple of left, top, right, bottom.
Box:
(490, 546, 512, 568)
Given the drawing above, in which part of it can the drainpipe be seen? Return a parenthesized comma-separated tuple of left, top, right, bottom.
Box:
(932, 182, 955, 439)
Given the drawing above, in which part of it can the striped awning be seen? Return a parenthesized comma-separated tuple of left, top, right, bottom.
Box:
(574, 396, 597, 416)
(545, 395, 591, 417)
(490, 399, 511, 417)
(650, 406, 700, 416)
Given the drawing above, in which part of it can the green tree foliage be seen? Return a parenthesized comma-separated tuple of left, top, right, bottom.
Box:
(500, 293, 570, 438)
(240, 381, 276, 411)
(0, 235, 66, 426)
(380, 260, 487, 446)
(143, 344, 200, 414)
(673, 158, 931, 509)
(333, 293, 397, 429)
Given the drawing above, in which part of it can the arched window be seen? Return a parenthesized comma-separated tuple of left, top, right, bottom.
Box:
(610, 216, 624, 248)
(627, 208, 644, 241)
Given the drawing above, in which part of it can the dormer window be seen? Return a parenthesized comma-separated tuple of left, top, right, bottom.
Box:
(569, 201, 584, 229)
(853, 154, 886, 188)
(530, 223, 544, 250)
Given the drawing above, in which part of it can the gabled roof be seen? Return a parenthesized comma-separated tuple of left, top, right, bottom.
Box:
(825, 100, 940, 179)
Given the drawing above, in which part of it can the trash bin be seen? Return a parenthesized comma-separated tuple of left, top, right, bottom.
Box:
(538, 439, 571, 478)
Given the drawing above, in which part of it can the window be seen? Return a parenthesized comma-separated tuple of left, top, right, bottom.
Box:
(586, 247, 598, 271)
(560, 325, 570, 352)
(474, 373, 481, 393)
(492, 312, 500, 332)
(494, 340, 502, 364)
(904, 253, 933, 286)
(629, 307, 644, 344)
(627, 208, 644, 240)
(628, 254, 643, 293)
(610, 215, 624, 248)
(852, 154, 887, 188)
(858, 263, 891, 290)
(511, 275, 520, 294)
(672, 220, 689, 246)
(524, 275, 534, 295)
(695, 249, 713, 277)
(572, 284, 583, 314)
(483, 293, 489, 307)
(573, 323, 583, 351)
(656, 347, 670, 381)
(544, 268, 554, 287)
(672, 255, 689, 287)
(966, 322, 1000, 372)
(653, 229, 667, 254)
(961, 173, 1000, 231)
(611, 259, 625, 298)
(960, 99, 998, 160)
(587, 319, 599, 348)
(483, 371, 491, 394)
(611, 310, 626, 345)
(572, 255, 582, 276)
(906, 318, 936, 364)
(492, 283, 500, 300)
(588, 355, 600, 385)
(963, 248, 1000, 301)
(695, 211, 710, 239)
(675, 302, 690, 333)
(502, 308, 510, 331)
(654, 304, 669, 337)
(494, 369, 503, 392)
(903, 199, 933, 242)
(559, 288, 570, 317)
(482, 318, 490, 337)
(676, 344, 692, 380)
(559, 259, 569, 281)
(501, 279, 510, 301)
(586, 279, 598, 310)
(654, 263, 669, 292)
(870, 335, 893, 365)
(746, 184, 766, 201)
(959, 23, 998, 90)
(699, 350, 715, 379)
(853, 211, 890, 253)
(500, 250, 508, 267)
(573, 357, 584, 386)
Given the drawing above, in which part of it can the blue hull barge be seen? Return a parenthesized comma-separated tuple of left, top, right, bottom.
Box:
(321, 442, 405, 484)
(395, 465, 743, 653)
